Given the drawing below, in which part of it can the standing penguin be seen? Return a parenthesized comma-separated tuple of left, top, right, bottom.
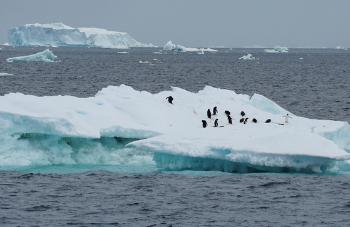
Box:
(202, 120, 207, 128)
(240, 111, 246, 117)
(252, 118, 257, 123)
(240, 118, 245, 123)
(283, 114, 292, 124)
(214, 119, 219, 127)
(166, 96, 174, 104)
(227, 115, 232, 124)
(225, 110, 231, 116)
(207, 109, 212, 119)
(213, 106, 218, 115)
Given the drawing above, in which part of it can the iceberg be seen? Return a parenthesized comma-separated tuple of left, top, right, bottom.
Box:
(239, 53, 255, 60)
(6, 49, 57, 63)
(8, 23, 153, 49)
(163, 40, 217, 53)
(0, 85, 349, 173)
(336, 46, 348, 50)
(264, 46, 289, 53)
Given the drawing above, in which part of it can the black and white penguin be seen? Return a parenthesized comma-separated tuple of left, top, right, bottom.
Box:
(207, 109, 212, 119)
(214, 119, 219, 127)
(240, 118, 245, 123)
(265, 119, 271, 123)
(166, 96, 174, 104)
(227, 115, 232, 124)
(225, 110, 231, 116)
(202, 120, 207, 128)
(252, 118, 257, 123)
(213, 106, 218, 115)
(240, 111, 246, 117)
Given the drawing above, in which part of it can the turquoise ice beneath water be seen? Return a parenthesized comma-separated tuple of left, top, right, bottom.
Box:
(0, 85, 349, 173)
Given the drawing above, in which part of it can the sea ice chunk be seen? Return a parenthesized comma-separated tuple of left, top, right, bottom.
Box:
(0, 85, 349, 172)
(264, 46, 289, 53)
(239, 53, 255, 60)
(6, 49, 57, 62)
(163, 40, 217, 53)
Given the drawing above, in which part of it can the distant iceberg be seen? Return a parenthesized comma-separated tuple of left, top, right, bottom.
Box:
(239, 53, 255, 60)
(6, 49, 57, 63)
(163, 40, 217, 53)
(264, 46, 289, 53)
(336, 46, 348, 50)
(8, 23, 153, 49)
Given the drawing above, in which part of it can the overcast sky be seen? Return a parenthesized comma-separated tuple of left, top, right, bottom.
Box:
(1, 0, 349, 47)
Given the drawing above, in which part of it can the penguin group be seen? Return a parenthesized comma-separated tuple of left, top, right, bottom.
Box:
(164, 95, 285, 128)
(202, 107, 274, 128)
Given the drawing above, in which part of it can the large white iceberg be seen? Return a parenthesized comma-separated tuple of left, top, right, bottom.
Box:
(264, 46, 289, 53)
(8, 23, 153, 49)
(0, 85, 349, 173)
(6, 49, 57, 62)
(163, 40, 217, 53)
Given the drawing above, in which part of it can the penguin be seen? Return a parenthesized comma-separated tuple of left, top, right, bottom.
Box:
(252, 118, 257, 123)
(240, 118, 245, 123)
(227, 115, 232, 124)
(202, 120, 207, 128)
(214, 119, 219, 127)
(213, 106, 218, 115)
(240, 111, 246, 117)
(224, 110, 231, 116)
(166, 96, 174, 104)
(207, 109, 212, 119)
(244, 118, 249, 124)
(265, 119, 271, 123)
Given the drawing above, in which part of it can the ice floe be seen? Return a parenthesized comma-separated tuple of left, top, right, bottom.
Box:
(163, 41, 217, 53)
(264, 46, 289, 53)
(239, 53, 255, 60)
(6, 49, 57, 63)
(0, 85, 349, 173)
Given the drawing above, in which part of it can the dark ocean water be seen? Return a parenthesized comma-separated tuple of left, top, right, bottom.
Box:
(0, 47, 350, 226)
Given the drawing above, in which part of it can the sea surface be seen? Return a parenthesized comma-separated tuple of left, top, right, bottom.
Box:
(0, 47, 350, 226)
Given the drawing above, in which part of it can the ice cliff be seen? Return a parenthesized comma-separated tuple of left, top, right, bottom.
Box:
(8, 23, 153, 49)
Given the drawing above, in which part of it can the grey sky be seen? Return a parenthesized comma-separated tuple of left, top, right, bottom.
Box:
(1, 0, 349, 47)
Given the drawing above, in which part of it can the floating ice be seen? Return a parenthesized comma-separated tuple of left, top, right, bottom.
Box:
(0, 85, 349, 173)
(239, 53, 255, 60)
(264, 46, 289, 53)
(0, 73, 14, 76)
(6, 49, 57, 63)
(138, 60, 151, 64)
(163, 41, 217, 53)
(8, 23, 153, 49)
(336, 46, 348, 50)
